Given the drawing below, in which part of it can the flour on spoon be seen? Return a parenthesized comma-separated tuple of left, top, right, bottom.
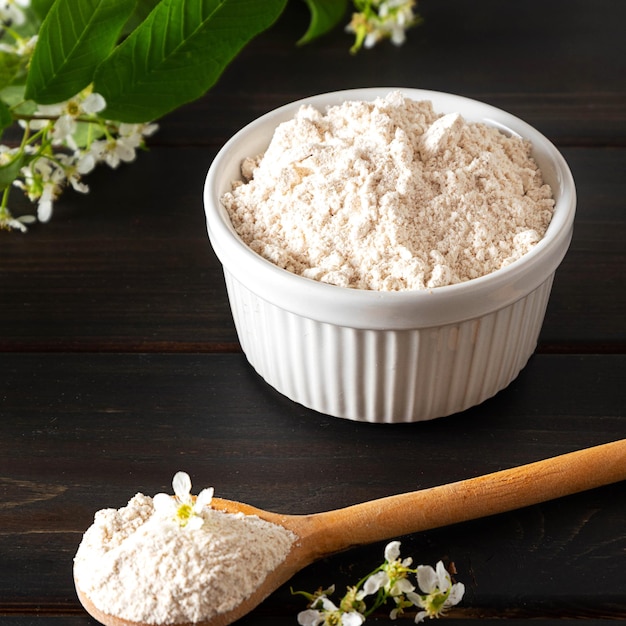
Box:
(74, 475, 296, 625)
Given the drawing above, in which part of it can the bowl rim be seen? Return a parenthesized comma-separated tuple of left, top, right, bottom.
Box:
(204, 87, 576, 329)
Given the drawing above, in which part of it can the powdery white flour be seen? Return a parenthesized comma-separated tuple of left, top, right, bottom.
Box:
(222, 91, 555, 290)
(74, 493, 296, 624)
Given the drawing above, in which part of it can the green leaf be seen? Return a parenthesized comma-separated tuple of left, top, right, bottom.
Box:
(298, 0, 348, 45)
(0, 99, 13, 138)
(0, 51, 21, 91)
(93, 0, 288, 123)
(30, 0, 56, 21)
(121, 0, 161, 35)
(0, 84, 38, 115)
(25, 0, 137, 104)
(72, 120, 106, 148)
(0, 151, 25, 191)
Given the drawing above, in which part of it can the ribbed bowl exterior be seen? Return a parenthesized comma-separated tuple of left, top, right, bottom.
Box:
(224, 269, 554, 423)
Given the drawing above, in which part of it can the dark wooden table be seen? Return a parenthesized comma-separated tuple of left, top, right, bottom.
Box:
(1, 1, 625, 624)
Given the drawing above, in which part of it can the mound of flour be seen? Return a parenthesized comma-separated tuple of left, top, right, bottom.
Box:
(74, 493, 296, 624)
(221, 91, 555, 290)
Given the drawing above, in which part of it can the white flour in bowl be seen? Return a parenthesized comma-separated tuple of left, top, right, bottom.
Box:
(222, 91, 555, 290)
(74, 491, 296, 624)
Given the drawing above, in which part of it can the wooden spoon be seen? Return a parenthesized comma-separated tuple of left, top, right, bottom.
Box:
(75, 439, 626, 626)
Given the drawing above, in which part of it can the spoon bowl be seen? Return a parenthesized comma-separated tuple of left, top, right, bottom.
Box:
(75, 439, 626, 626)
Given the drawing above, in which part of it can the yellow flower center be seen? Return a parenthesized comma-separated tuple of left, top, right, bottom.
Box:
(324, 613, 341, 626)
(176, 503, 193, 525)
(66, 100, 81, 117)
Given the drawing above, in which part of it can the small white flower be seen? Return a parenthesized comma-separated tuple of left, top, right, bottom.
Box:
(0, 0, 30, 26)
(357, 541, 417, 621)
(89, 135, 139, 169)
(56, 153, 90, 194)
(417, 561, 451, 597)
(410, 561, 465, 622)
(0, 144, 18, 164)
(36, 91, 107, 145)
(14, 157, 66, 222)
(119, 121, 159, 146)
(37, 91, 106, 119)
(347, 0, 418, 51)
(0, 212, 34, 232)
(89, 121, 159, 168)
(0, 33, 37, 56)
(153, 471, 214, 530)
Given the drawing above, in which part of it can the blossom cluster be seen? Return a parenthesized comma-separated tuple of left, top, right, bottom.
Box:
(0, 85, 158, 231)
(0, 0, 158, 232)
(347, 0, 421, 53)
(0, 0, 419, 232)
(295, 541, 464, 625)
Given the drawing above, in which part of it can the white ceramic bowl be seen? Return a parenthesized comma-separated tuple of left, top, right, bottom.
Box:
(203, 88, 576, 423)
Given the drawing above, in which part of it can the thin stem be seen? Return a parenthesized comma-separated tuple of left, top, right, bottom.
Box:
(0, 186, 11, 218)
(14, 112, 117, 132)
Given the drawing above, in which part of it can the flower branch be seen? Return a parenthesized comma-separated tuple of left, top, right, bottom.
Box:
(0, 0, 421, 232)
(293, 541, 464, 625)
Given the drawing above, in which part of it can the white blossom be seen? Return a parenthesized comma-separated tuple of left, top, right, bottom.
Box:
(119, 121, 159, 146)
(88, 122, 159, 168)
(36, 91, 106, 144)
(347, 0, 418, 51)
(153, 471, 214, 530)
(294, 541, 464, 625)
(0, 33, 37, 55)
(410, 561, 465, 622)
(0, 0, 30, 26)
(356, 541, 416, 621)
(88, 137, 136, 169)
(14, 157, 65, 223)
(0, 212, 34, 232)
(57, 153, 91, 193)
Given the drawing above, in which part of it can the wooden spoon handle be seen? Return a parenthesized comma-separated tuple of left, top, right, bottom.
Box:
(304, 439, 626, 557)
